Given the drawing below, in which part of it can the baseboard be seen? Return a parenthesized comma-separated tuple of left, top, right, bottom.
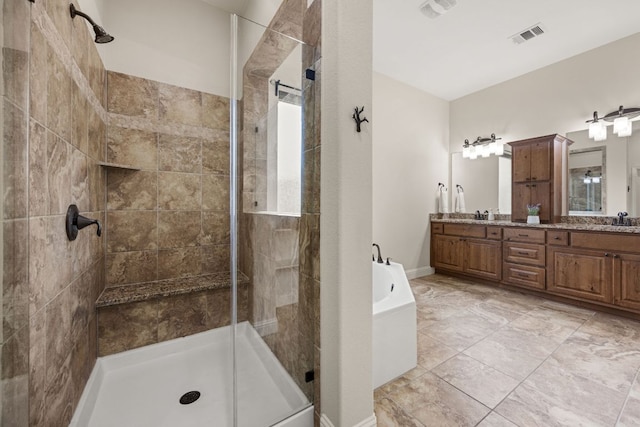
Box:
(405, 266, 435, 279)
(320, 413, 376, 427)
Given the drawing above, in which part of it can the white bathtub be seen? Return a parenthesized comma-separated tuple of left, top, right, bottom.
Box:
(372, 261, 417, 389)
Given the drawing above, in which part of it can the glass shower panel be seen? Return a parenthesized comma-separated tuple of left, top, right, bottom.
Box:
(1, 0, 31, 425)
(231, 14, 314, 427)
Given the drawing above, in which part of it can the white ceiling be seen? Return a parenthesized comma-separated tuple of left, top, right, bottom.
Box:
(373, 0, 640, 101)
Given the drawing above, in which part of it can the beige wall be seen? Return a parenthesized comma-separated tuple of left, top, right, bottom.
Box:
(450, 33, 640, 219)
(321, 0, 375, 425)
(372, 72, 449, 277)
(450, 32, 640, 152)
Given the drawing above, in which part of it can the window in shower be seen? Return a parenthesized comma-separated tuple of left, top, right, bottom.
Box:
(245, 43, 303, 215)
(267, 93, 302, 214)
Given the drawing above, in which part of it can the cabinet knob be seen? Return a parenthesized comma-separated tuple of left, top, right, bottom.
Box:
(604, 253, 610, 257)
(613, 254, 619, 258)
(531, 177, 537, 180)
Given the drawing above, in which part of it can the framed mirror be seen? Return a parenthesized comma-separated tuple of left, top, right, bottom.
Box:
(568, 147, 605, 215)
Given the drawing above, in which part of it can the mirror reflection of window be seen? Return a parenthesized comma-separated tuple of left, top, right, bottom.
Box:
(568, 148, 605, 215)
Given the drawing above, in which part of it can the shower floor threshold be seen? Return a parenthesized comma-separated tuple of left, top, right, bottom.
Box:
(70, 321, 312, 427)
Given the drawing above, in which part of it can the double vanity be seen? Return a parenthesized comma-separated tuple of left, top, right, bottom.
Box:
(431, 218, 640, 317)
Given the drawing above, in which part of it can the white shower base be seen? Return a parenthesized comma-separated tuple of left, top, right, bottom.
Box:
(70, 321, 313, 427)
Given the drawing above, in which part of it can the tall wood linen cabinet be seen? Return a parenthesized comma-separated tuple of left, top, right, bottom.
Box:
(509, 134, 572, 223)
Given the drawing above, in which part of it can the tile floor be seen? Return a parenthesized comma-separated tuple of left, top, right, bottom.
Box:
(374, 274, 640, 427)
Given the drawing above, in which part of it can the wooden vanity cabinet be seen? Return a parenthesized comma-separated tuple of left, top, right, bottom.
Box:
(431, 222, 640, 316)
(547, 247, 613, 304)
(502, 228, 546, 290)
(432, 224, 501, 281)
(509, 134, 571, 223)
(547, 232, 640, 308)
(615, 253, 640, 311)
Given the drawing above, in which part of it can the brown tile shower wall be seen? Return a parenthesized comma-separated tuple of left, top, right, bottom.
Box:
(1, 0, 110, 425)
(98, 72, 241, 355)
(105, 71, 231, 286)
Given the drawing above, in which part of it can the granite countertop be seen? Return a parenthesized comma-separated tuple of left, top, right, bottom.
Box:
(97, 271, 250, 308)
(430, 217, 640, 234)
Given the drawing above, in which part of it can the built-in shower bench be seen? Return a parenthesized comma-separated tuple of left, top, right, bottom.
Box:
(96, 271, 249, 307)
(96, 272, 250, 356)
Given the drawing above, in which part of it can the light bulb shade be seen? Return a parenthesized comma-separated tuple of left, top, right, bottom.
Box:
(593, 124, 607, 142)
(616, 117, 632, 137)
(481, 145, 491, 157)
(592, 176, 601, 183)
(614, 116, 631, 135)
(589, 121, 605, 139)
(462, 145, 470, 158)
(583, 177, 591, 184)
(488, 141, 497, 154)
(495, 141, 504, 156)
(469, 145, 477, 159)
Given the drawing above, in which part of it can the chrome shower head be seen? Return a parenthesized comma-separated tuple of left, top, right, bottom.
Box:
(70, 4, 114, 44)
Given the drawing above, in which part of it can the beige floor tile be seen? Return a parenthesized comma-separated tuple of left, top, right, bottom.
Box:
(499, 359, 627, 427)
(539, 299, 596, 320)
(548, 342, 640, 394)
(618, 372, 640, 427)
(476, 412, 518, 427)
(406, 275, 640, 426)
(375, 366, 428, 399)
(387, 372, 489, 426)
(416, 332, 458, 370)
(431, 354, 520, 408)
(463, 332, 545, 381)
(374, 397, 425, 427)
(419, 311, 502, 351)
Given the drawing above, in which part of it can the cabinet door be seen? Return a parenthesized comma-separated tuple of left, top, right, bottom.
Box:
(614, 253, 640, 311)
(512, 144, 531, 183)
(547, 247, 613, 303)
(529, 181, 551, 222)
(529, 141, 551, 181)
(433, 234, 464, 272)
(511, 183, 530, 222)
(465, 239, 502, 281)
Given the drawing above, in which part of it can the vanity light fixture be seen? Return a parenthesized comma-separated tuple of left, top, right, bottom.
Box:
(586, 106, 640, 141)
(462, 134, 503, 160)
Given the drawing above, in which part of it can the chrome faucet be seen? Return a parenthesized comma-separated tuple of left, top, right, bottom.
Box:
(372, 243, 383, 263)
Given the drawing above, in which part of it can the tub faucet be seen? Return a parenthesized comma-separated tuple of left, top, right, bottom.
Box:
(372, 243, 383, 263)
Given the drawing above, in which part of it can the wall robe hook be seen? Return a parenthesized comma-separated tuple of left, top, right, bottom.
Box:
(352, 106, 369, 133)
(66, 204, 102, 241)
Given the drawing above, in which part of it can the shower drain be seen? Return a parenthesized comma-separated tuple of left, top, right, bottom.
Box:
(179, 391, 201, 405)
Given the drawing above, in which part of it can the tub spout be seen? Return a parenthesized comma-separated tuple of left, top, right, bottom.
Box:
(372, 243, 383, 263)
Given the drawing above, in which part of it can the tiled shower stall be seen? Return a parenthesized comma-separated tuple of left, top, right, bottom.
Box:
(1, 0, 322, 425)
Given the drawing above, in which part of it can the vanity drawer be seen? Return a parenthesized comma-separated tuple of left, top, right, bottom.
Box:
(504, 242, 546, 266)
(503, 263, 546, 290)
(432, 223, 444, 234)
(571, 232, 640, 253)
(503, 228, 545, 244)
(486, 227, 502, 240)
(547, 230, 569, 246)
(443, 224, 486, 238)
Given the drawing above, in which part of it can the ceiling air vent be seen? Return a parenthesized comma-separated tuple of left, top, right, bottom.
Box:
(510, 23, 545, 45)
(420, 0, 457, 19)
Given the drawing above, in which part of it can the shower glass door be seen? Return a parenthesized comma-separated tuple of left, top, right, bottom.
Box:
(230, 13, 315, 427)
